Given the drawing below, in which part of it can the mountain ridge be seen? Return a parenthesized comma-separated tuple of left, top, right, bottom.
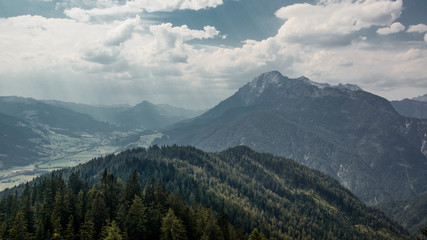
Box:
(1, 145, 411, 240)
(157, 71, 427, 206)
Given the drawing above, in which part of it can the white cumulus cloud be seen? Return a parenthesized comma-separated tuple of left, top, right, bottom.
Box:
(407, 24, 427, 33)
(105, 15, 142, 46)
(376, 22, 405, 35)
(274, 0, 402, 46)
(65, 0, 223, 22)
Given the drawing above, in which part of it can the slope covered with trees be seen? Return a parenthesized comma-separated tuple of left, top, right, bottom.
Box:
(0, 170, 249, 240)
(1, 145, 410, 239)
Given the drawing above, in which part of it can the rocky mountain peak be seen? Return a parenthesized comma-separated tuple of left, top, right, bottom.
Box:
(248, 71, 286, 93)
(413, 93, 427, 102)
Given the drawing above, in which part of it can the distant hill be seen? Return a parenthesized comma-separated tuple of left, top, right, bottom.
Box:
(157, 71, 427, 207)
(0, 96, 118, 170)
(0, 97, 201, 175)
(42, 99, 204, 130)
(0, 112, 42, 168)
(41, 99, 129, 124)
(391, 98, 427, 119)
(0, 96, 115, 136)
(113, 101, 204, 130)
(2, 145, 410, 240)
(0, 96, 205, 191)
(378, 192, 427, 235)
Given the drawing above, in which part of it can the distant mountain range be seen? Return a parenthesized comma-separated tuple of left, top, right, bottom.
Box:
(391, 95, 427, 119)
(0, 96, 202, 187)
(41, 99, 204, 129)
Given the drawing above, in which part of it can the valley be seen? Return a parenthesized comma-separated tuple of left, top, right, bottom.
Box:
(1, 71, 427, 237)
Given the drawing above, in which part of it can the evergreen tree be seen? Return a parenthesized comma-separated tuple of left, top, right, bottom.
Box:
(125, 195, 147, 239)
(201, 208, 223, 240)
(88, 191, 108, 238)
(416, 227, 427, 240)
(123, 171, 141, 207)
(8, 210, 29, 240)
(217, 205, 231, 240)
(80, 217, 95, 240)
(19, 183, 35, 235)
(64, 215, 76, 240)
(103, 221, 123, 240)
(160, 208, 187, 240)
(248, 228, 267, 240)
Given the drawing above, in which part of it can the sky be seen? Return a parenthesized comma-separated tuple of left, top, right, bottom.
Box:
(1, 0, 427, 109)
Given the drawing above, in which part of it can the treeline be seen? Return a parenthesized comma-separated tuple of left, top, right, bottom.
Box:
(0, 169, 274, 240)
(0, 145, 411, 239)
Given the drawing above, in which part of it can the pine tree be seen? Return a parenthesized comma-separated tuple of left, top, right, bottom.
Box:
(103, 221, 123, 240)
(8, 210, 29, 240)
(88, 191, 108, 237)
(123, 171, 141, 207)
(19, 183, 35, 235)
(201, 208, 223, 240)
(125, 195, 147, 239)
(248, 228, 267, 240)
(80, 216, 95, 240)
(64, 215, 76, 240)
(217, 205, 231, 240)
(416, 227, 427, 240)
(160, 208, 187, 240)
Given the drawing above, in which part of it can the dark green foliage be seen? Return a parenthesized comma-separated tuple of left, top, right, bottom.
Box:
(0, 168, 242, 240)
(248, 229, 266, 240)
(416, 227, 427, 240)
(161, 208, 187, 240)
(124, 195, 147, 239)
(102, 221, 123, 240)
(378, 191, 427, 235)
(2, 145, 409, 239)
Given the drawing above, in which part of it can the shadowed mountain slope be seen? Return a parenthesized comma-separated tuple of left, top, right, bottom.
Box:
(157, 71, 427, 206)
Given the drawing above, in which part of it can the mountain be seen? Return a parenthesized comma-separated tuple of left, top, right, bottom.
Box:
(43, 99, 204, 130)
(378, 192, 427, 235)
(0, 112, 42, 169)
(0, 96, 114, 136)
(1, 145, 411, 239)
(391, 98, 427, 119)
(0, 96, 121, 170)
(113, 101, 204, 130)
(157, 71, 427, 207)
(0, 96, 203, 189)
(413, 94, 427, 102)
(41, 99, 129, 124)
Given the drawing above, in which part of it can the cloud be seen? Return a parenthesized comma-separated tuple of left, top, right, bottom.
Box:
(274, 0, 402, 46)
(81, 42, 120, 64)
(2, 0, 427, 109)
(105, 15, 142, 46)
(376, 22, 405, 35)
(150, 23, 219, 48)
(65, 0, 223, 22)
(425, 33, 427, 43)
(407, 24, 427, 33)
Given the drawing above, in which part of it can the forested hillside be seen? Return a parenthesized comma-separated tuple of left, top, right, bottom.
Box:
(0, 170, 249, 240)
(1, 145, 410, 240)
